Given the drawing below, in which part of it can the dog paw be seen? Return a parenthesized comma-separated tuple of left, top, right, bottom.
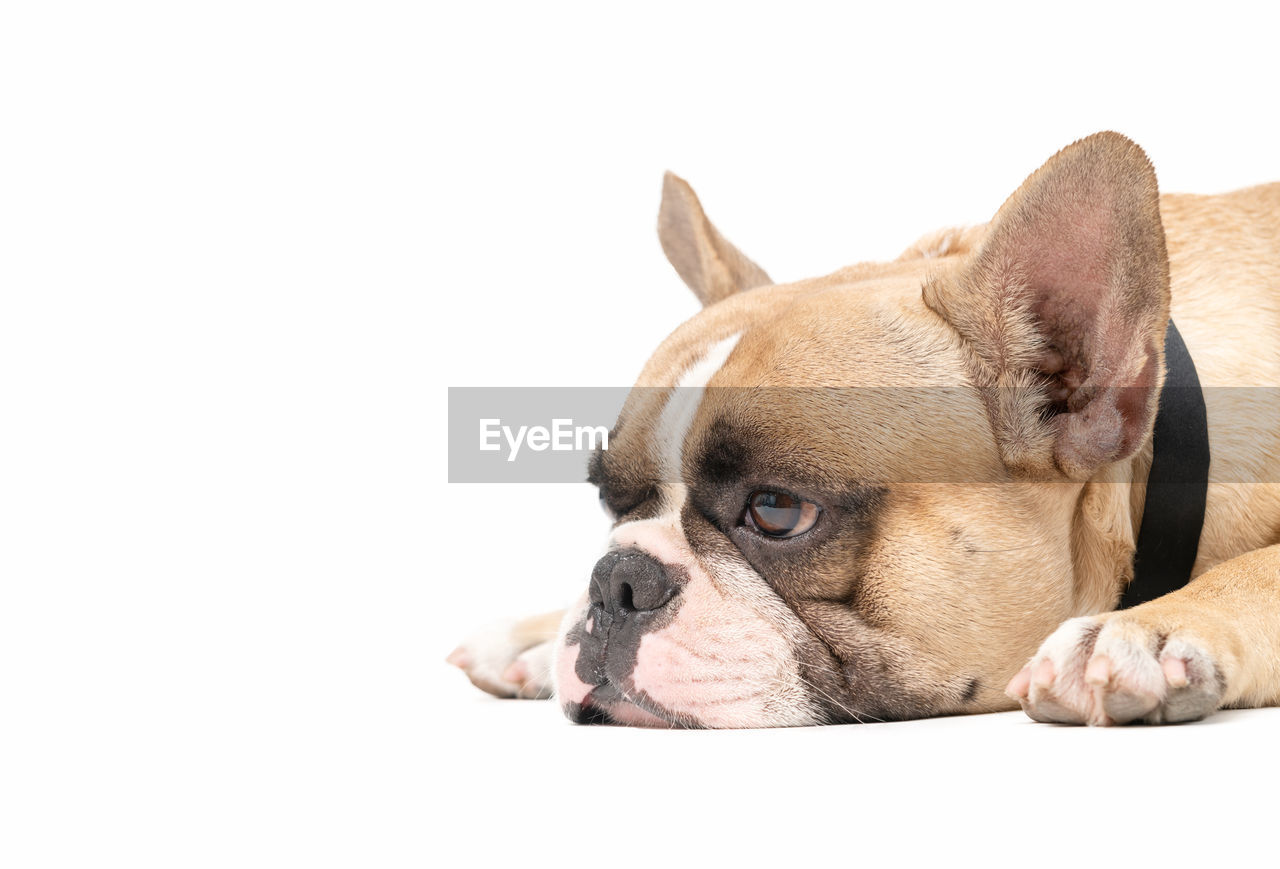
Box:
(1005, 614, 1224, 725)
(446, 619, 557, 700)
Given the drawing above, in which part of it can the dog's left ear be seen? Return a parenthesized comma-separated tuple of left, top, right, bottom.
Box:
(658, 172, 772, 307)
(924, 132, 1171, 479)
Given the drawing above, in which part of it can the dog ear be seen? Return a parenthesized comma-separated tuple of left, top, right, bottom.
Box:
(658, 172, 771, 306)
(924, 132, 1171, 479)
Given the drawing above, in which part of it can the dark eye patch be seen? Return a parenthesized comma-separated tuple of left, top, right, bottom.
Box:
(588, 447, 661, 521)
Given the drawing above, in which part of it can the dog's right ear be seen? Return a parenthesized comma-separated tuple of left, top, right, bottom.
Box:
(658, 172, 771, 307)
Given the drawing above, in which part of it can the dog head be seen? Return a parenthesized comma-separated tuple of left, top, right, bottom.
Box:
(555, 132, 1172, 727)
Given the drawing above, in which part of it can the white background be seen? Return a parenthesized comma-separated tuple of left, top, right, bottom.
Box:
(3, 2, 1279, 866)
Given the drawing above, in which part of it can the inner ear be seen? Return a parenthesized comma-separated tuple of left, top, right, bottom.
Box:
(927, 132, 1171, 479)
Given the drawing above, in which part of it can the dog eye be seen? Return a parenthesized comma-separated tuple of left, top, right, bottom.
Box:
(745, 491, 820, 538)
(598, 485, 657, 521)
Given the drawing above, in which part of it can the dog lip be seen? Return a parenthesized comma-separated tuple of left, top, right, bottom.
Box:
(579, 683, 685, 728)
(565, 694, 612, 726)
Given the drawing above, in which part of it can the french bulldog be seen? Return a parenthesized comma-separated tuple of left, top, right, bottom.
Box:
(447, 132, 1280, 727)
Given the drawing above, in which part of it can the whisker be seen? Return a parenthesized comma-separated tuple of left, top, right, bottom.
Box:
(613, 682, 701, 729)
(787, 670, 885, 725)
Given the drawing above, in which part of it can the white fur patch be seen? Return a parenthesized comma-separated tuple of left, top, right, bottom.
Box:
(610, 508, 687, 562)
(655, 332, 742, 482)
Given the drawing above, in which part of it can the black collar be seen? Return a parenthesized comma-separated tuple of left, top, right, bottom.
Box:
(1118, 320, 1210, 609)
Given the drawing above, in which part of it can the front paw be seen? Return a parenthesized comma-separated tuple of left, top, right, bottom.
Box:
(446, 620, 557, 700)
(1005, 614, 1225, 725)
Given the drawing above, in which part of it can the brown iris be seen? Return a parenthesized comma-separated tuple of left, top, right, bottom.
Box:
(746, 491, 820, 538)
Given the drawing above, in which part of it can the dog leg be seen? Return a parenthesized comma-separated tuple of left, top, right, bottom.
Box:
(1007, 544, 1280, 725)
(446, 610, 564, 700)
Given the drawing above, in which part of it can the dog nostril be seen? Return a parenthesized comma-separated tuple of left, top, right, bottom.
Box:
(616, 582, 635, 612)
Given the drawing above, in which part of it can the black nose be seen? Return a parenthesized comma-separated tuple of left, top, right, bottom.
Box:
(590, 550, 678, 616)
